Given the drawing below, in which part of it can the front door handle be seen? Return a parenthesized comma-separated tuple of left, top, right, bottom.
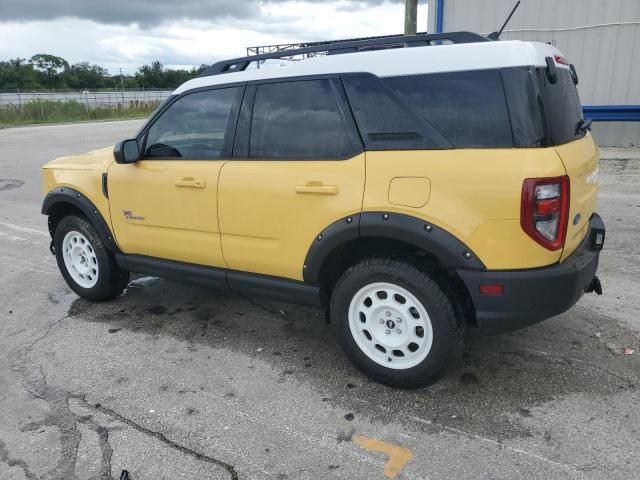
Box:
(295, 183, 338, 195)
(175, 177, 206, 188)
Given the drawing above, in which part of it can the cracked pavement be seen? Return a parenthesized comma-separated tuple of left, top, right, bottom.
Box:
(0, 121, 639, 479)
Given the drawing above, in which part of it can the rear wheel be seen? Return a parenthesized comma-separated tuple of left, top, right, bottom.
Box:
(330, 258, 463, 388)
(54, 215, 129, 301)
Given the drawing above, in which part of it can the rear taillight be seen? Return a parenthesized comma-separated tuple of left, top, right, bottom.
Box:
(521, 176, 570, 251)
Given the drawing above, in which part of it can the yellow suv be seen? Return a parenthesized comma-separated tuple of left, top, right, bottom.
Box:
(41, 32, 605, 388)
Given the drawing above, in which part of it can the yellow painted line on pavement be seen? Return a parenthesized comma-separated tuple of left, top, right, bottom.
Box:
(353, 435, 413, 479)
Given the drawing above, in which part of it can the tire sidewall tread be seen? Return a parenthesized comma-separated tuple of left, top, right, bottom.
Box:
(330, 257, 463, 389)
(53, 214, 129, 301)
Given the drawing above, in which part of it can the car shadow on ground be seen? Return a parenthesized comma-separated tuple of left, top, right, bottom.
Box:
(68, 275, 639, 441)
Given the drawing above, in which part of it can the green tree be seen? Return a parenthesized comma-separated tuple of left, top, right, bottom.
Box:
(1, 55, 208, 91)
(134, 61, 206, 89)
(63, 62, 110, 89)
(135, 61, 165, 88)
(29, 54, 69, 88)
(0, 58, 42, 90)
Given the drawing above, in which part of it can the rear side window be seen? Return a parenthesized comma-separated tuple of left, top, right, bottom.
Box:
(536, 68, 584, 145)
(384, 70, 513, 148)
(249, 79, 353, 159)
(144, 86, 241, 159)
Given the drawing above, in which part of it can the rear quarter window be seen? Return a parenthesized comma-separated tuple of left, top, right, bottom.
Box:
(383, 70, 514, 148)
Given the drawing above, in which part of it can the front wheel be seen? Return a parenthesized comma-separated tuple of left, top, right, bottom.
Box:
(330, 258, 463, 388)
(54, 214, 129, 301)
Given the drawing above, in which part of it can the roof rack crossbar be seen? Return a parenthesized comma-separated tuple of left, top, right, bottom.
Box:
(199, 31, 489, 77)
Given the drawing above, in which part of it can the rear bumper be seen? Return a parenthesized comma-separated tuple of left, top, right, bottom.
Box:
(458, 213, 605, 334)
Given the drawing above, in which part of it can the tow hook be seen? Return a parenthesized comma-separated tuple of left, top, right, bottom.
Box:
(585, 275, 602, 295)
(49, 241, 56, 256)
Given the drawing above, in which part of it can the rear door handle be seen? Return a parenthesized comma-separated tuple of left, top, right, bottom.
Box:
(175, 177, 206, 188)
(295, 184, 338, 195)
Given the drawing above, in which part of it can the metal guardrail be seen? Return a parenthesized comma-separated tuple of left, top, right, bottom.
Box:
(583, 105, 640, 122)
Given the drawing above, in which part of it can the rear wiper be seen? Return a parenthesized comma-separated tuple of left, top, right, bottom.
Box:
(575, 118, 592, 135)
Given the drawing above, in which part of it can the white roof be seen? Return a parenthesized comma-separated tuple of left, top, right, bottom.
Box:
(174, 40, 567, 95)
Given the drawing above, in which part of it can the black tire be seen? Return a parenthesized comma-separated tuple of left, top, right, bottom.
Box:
(53, 214, 129, 301)
(330, 257, 464, 389)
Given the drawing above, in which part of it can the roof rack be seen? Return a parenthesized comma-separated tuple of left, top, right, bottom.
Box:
(199, 31, 490, 77)
(245, 31, 450, 56)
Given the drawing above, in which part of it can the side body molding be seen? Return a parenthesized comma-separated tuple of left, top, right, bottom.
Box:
(42, 186, 120, 252)
(303, 211, 485, 283)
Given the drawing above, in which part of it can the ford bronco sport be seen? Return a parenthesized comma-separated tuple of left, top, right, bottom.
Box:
(41, 32, 605, 388)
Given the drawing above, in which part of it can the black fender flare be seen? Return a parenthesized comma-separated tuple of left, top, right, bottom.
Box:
(42, 186, 120, 252)
(303, 211, 485, 283)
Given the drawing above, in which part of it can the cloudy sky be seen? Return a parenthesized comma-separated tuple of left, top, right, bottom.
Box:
(0, 0, 428, 74)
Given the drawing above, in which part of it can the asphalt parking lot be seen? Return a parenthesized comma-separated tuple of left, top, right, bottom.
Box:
(0, 121, 639, 480)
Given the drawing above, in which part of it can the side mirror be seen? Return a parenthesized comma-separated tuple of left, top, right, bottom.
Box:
(114, 139, 140, 164)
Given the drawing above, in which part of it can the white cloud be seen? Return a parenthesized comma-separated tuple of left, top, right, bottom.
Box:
(0, 1, 428, 74)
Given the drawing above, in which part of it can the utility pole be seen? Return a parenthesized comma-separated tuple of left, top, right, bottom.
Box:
(404, 0, 418, 35)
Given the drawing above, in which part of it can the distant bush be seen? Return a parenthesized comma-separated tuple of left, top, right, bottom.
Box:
(0, 99, 160, 126)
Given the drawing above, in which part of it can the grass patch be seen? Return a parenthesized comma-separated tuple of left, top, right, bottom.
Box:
(0, 100, 160, 126)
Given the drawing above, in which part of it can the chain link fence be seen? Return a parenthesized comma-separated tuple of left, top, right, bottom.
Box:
(0, 89, 172, 108)
(0, 89, 173, 125)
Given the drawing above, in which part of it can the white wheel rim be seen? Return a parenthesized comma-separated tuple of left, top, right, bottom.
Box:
(62, 231, 99, 288)
(348, 282, 434, 370)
